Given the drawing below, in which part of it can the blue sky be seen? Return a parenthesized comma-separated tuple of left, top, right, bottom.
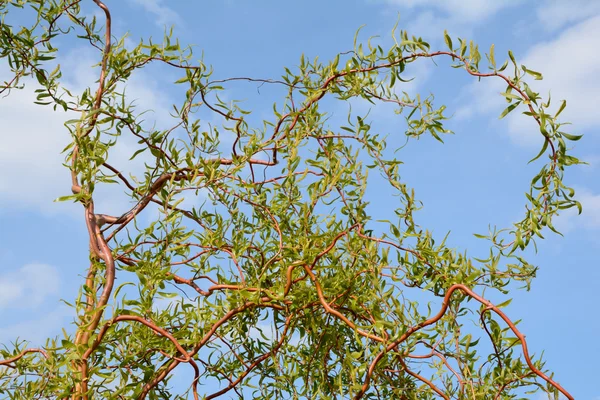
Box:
(0, 0, 599, 398)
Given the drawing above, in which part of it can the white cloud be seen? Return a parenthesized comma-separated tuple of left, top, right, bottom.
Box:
(396, 58, 435, 95)
(127, 0, 182, 29)
(0, 45, 177, 218)
(402, 11, 458, 42)
(385, 0, 521, 22)
(554, 187, 600, 234)
(0, 66, 77, 215)
(454, 73, 504, 120)
(537, 0, 600, 32)
(379, 0, 522, 41)
(456, 15, 600, 147)
(0, 306, 72, 346)
(0, 264, 60, 309)
(581, 154, 600, 171)
(506, 15, 600, 146)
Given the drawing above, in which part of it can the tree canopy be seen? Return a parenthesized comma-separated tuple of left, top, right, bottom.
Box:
(0, 1, 581, 399)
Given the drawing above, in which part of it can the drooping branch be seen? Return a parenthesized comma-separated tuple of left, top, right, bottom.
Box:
(355, 283, 574, 400)
(0, 2, 580, 397)
(0, 348, 48, 368)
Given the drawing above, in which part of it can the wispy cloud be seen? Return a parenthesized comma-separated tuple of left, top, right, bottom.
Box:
(0, 264, 60, 309)
(506, 14, 600, 146)
(377, 0, 523, 40)
(0, 306, 72, 346)
(554, 187, 600, 234)
(455, 14, 600, 147)
(127, 0, 182, 29)
(0, 45, 176, 218)
(0, 61, 78, 215)
(536, 0, 600, 32)
(383, 0, 522, 22)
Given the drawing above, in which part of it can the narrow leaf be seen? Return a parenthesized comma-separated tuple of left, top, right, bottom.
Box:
(499, 102, 519, 119)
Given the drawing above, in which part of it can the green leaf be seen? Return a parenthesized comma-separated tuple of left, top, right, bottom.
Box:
(555, 100, 566, 118)
(444, 30, 453, 50)
(496, 298, 513, 308)
(523, 66, 543, 80)
(35, 70, 46, 84)
(499, 102, 519, 119)
(561, 132, 583, 141)
(499, 92, 522, 101)
(528, 138, 549, 164)
(129, 147, 147, 160)
(508, 50, 517, 66)
(54, 194, 79, 202)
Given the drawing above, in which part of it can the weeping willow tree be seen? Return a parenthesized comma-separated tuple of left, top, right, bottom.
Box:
(0, 1, 581, 399)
